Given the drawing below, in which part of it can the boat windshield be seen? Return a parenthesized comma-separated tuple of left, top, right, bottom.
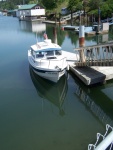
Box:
(55, 50, 62, 55)
(35, 50, 62, 58)
(36, 52, 44, 58)
(46, 51, 54, 56)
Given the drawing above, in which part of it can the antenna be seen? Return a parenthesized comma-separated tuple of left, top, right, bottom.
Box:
(36, 32, 38, 43)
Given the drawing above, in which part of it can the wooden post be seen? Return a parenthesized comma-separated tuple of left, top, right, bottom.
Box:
(92, 14, 93, 25)
(112, 13, 113, 23)
(97, 7, 101, 33)
(59, 13, 61, 24)
(79, 11, 81, 26)
(71, 10, 73, 26)
(87, 14, 89, 26)
(53, 26, 57, 44)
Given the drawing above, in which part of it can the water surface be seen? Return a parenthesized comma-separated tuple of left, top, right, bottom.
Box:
(0, 16, 113, 150)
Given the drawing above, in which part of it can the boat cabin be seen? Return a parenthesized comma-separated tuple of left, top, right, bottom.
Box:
(30, 49, 62, 59)
(92, 24, 102, 31)
(30, 40, 62, 59)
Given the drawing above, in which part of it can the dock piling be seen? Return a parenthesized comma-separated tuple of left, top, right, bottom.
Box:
(79, 25, 86, 65)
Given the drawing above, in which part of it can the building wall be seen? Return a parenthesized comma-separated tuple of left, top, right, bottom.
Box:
(30, 9, 45, 16)
(17, 8, 45, 17)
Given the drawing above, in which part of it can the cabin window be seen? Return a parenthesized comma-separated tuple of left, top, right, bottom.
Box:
(31, 49, 35, 58)
(46, 51, 54, 56)
(55, 50, 62, 55)
(36, 52, 44, 58)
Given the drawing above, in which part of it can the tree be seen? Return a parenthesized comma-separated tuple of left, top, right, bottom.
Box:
(41, 0, 64, 10)
(88, 0, 103, 11)
(67, 0, 80, 25)
(82, 0, 90, 16)
(68, 0, 80, 12)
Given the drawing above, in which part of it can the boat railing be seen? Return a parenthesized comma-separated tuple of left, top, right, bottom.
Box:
(88, 124, 113, 150)
(39, 57, 67, 69)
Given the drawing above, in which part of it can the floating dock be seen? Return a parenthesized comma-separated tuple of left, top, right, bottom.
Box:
(62, 22, 111, 35)
(61, 51, 113, 86)
(42, 20, 65, 24)
(69, 66, 113, 85)
(61, 25, 79, 30)
(64, 41, 113, 86)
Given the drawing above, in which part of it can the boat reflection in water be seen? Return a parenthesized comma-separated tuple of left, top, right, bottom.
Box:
(29, 66, 68, 116)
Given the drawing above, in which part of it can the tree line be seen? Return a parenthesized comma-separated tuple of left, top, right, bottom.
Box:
(0, 0, 113, 19)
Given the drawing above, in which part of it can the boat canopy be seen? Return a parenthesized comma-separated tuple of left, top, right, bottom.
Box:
(31, 39, 62, 52)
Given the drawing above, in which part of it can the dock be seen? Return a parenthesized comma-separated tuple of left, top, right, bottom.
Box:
(61, 25, 79, 30)
(62, 22, 111, 35)
(61, 50, 113, 86)
(69, 66, 113, 85)
(65, 42, 113, 86)
(42, 20, 65, 24)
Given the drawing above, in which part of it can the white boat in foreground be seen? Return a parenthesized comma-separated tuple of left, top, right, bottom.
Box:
(28, 38, 69, 83)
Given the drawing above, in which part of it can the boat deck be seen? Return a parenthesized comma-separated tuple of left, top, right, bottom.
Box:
(62, 50, 79, 66)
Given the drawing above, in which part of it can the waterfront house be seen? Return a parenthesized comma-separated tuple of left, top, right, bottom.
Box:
(17, 4, 45, 20)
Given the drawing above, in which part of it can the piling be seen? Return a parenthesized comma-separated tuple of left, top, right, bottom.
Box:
(53, 26, 57, 44)
(79, 26, 86, 64)
(79, 25, 85, 47)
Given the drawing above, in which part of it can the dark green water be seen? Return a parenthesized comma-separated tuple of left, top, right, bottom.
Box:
(0, 16, 113, 150)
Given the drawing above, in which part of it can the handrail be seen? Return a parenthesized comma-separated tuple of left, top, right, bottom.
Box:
(88, 124, 113, 150)
(74, 42, 113, 66)
(60, 11, 83, 22)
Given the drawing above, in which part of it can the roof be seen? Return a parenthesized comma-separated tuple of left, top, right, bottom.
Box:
(31, 39, 62, 52)
(18, 4, 37, 10)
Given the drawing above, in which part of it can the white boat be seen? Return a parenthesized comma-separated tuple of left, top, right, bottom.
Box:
(28, 37, 69, 83)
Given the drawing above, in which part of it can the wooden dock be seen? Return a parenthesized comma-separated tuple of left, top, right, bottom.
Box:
(42, 20, 65, 24)
(69, 66, 113, 85)
(66, 42, 113, 86)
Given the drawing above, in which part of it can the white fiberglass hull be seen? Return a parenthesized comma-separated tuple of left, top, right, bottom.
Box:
(33, 67, 66, 83)
(28, 51, 68, 83)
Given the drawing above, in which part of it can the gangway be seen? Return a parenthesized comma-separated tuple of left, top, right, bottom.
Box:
(101, 17, 113, 23)
(60, 10, 83, 22)
(88, 124, 113, 150)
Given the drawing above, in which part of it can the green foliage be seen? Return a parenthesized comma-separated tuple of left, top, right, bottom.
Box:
(29, 0, 38, 4)
(100, 3, 110, 17)
(0, 0, 113, 19)
(67, 0, 80, 11)
(88, 0, 113, 18)
(88, 0, 103, 10)
(41, 0, 65, 10)
(0, 0, 30, 10)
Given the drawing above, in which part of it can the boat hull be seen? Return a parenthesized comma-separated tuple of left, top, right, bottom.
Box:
(32, 66, 66, 83)
(28, 54, 67, 83)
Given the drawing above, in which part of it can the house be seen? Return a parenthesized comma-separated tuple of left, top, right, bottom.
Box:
(7, 9, 17, 16)
(17, 4, 45, 20)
